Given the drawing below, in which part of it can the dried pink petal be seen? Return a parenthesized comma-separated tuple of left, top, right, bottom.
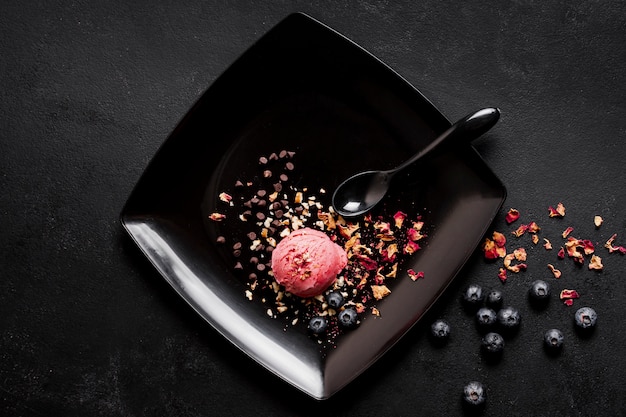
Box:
(209, 212, 226, 221)
(558, 247, 565, 259)
(505, 208, 520, 224)
(548, 202, 566, 218)
(219, 192, 233, 203)
(512, 224, 529, 237)
(588, 254, 603, 270)
(594, 215, 603, 228)
(547, 264, 562, 279)
(498, 268, 507, 283)
(408, 269, 424, 281)
(562, 227, 574, 238)
(543, 238, 553, 250)
(527, 221, 541, 233)
(393, 211, 407, 229)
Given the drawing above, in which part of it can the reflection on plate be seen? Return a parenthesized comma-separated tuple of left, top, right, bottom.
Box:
(120, 12, 506, 400)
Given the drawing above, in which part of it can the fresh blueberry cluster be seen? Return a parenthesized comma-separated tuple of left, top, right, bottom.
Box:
(434, 282, 598, 410)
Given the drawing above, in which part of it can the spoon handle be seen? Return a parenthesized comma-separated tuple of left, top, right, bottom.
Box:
(390, 107, 500, 175)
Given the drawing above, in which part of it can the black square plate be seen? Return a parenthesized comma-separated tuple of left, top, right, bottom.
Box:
(121, 12, 506, 400)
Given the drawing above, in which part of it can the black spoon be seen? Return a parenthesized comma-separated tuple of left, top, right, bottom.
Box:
(331, 107, 500, 218)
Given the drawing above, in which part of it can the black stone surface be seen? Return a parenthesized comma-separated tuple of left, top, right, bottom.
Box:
(2, 1, 626, 416)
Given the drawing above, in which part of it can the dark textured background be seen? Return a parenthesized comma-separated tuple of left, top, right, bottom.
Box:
(2, 1, 626, 416)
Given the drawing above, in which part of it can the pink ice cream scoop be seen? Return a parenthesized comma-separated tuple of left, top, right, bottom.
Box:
(271, 228, 347, 298)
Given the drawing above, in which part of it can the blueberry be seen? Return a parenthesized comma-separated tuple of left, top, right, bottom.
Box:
(529, 280, 551, 307)
(496, 306, 521, 335)
(430, 319, 451, 345)
(338, 308, 358, 329)
(308, 316, 328, 335)
(543, 328, 564, 355)
(485, 289, 503, 310)
(462, 284, 485, 312)
(475, 307, 497, 333)
(481, 332, 505, 357)
(326, 291, 345, 309)
(462, 381, 486, 408)
(574, 307, 597, 336)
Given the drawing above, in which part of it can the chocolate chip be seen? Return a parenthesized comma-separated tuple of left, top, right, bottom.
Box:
(216, 236, 226, 244)
(279, 150, 287, 158)
(250, 257, 259, 265)
(287, 151, 296, 158)
(233, 250, 241, 257)
(235, 180, 244, 187)
(271, 220, 281, 227)
(259, 156, 268, 164)
(257, 264, 266, 272)
(243, 200, 252, 208)
(256, 212, 266, 221)
(249, 273, 257, 280)
(269, 152, 279, 161)
(271, 202, 282, 210)
(285, 162, 294, 171)
(295, 206, 303, 214)
(268, 227, 276, 236)
(242, 210, 252, 218)
(234, 262, 243, 270)
(247, 232, 257, 240)
(257, 190, 267, 197)
(266, 246, 274, 253)
(280, 174, 288, 181)
(280, 199, 289, 207)
(275, 209, 283, 219)
(257, 199, 267, 207)
(250, 197, 259, 204)
(273, 183, 282, 192)
(233, 242, 242, 250)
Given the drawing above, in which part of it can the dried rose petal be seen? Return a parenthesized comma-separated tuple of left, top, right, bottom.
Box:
(527, 222, 541, 233)
(588, 254, 603, 270)
(497, 268, 507, 283)
(393, 211, 407, 228)
(514, 247, 527, 261)
(605, 233, 626, 254)
(594, 215, 603, 228)
(407, 269, 424, 281)
(219, 192, 233, 203)
(512, 224, 529, 237)
(407, 228, 425, 242)
(505, 208, 520, 224)
(403, 240, 421, 255)
(543, 238, 553, 250)
(562, 227, 574, 238)
(547, 264, 562, 279)
(482, 238, 501, 260)
(532, 234, 539, 245)
(209, 212, 226, 221)
(492, 231, 506, 248)
(548, 202, 566, 217)
(581, 239, 595, 255)
(371, 307, 381, 317)
(558, 247, 565, 259)
(504, 251, 527, 272)
(560, 289, 580, 301)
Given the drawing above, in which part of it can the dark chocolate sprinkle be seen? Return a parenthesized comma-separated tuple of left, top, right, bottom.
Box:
(247, 232, 257, 240)
(280, 174, 288, 182)
(233, 242, 242, 250)
(259, 156, 268, 164)
(279, 150, 287, 158)
(285, 162, 294, 170)
(257, 199, 267, 207)
(275, 209, 283, 218)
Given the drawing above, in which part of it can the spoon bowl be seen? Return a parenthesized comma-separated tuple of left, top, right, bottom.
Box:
(332, 107, 500, 218)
